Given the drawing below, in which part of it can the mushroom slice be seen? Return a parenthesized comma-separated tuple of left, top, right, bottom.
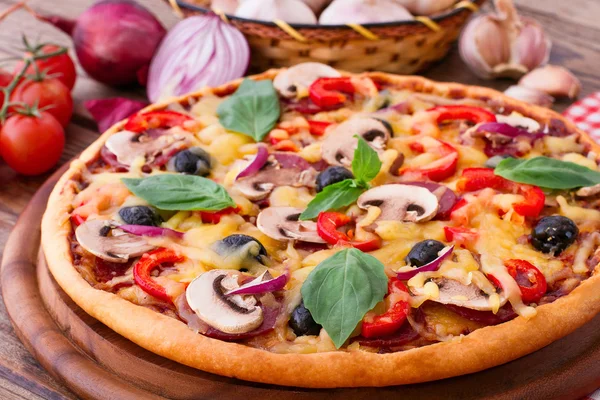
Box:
(257, 207, 326, 243)
(412, 278, 508, 312)
(321, 117, 391, 167)
(186, 270, 263, 334)
(75, 219, 155, 263)
(104, 129, 192, 166)
(496, 114, 541, 132)
(235, 168, 317, 201)
(357, 184, 439, 223)
(273, 62, 341, 98)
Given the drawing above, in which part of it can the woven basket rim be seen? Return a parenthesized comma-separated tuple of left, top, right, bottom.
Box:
(175, 0, 482, 30)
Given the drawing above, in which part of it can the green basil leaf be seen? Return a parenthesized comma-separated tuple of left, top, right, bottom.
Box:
(301, 248, 388, 348)
(299, 179, 365, 220)
(495, 156, 600, 190)
(122, 175, 236, 211)
(352, 136, 382, 184)
(217, 79, 281, 142)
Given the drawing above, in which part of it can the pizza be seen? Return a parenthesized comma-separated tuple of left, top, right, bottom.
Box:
(41, 63, 600, 388)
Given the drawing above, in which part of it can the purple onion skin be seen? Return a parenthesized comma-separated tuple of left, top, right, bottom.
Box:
(71, 0, 166, 87)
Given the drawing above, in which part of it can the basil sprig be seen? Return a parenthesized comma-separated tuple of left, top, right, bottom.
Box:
(495, 156, 600, 190)
(299, 137, 382, 220)
(122, 174, 236, 211)
(302, 248, 388, 348)
(217, 79, 281, 142)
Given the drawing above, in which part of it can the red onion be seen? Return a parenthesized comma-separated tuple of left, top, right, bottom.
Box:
(476, 122, 533, 139)
(85, 98, 148, 133)
(236, 145, 269, 180)
(397, 245, 454, 280)
(273, 152, 313, 171)
(119, 224, 184, 239)
(147, 14, 249, 102)
(377, 102, 410, 114)
(403, 182, 457, 220)
(32, 0, 166, 87)
(475, 122, 544, 158)
(444, 304, 517, 325)
(225, 270, 289, 296)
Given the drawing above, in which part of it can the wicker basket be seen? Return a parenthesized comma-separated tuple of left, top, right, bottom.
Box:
(166, 0, 485, 74)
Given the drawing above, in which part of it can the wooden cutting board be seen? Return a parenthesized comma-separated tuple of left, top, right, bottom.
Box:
(2, 165, 600, 400)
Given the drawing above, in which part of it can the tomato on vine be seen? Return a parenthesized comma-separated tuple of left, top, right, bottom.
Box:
(0, 109, 65, 176)
(14, 44, 77, 90)
(11, 77, 73, 127)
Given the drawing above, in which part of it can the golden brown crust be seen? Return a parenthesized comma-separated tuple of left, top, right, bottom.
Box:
(41, 70, 600, 388)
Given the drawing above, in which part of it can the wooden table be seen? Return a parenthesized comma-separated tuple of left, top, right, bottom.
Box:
(0, 0, 598, 398)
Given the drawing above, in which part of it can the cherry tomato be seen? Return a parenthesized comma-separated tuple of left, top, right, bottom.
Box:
(14, 44, 77, 90)
(11, 78, 73, 127)
(0, 112, 65, 176)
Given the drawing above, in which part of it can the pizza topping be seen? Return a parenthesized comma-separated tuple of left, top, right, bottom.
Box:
(118, 206, 162, 227)
(133, 248, 185, 302)
(495, 113, 541, 132)
(405, 240, 446, 267)
(412, 278, 508, 312)
(75, 219, 155, 263)
(273, 62, 341, 98)
(321, 117, 390, 167)
(236, 144, 269, 180)
(125, 110, 193, 133)
(397, 244, 454, 280)
(357, 184, 439, 223)
(402, 182, 458, 220)
(257, 207, 325, 243)
(119, 224, 184, 239)
(489, 260, 547, 303)
(168, 147, 212, 176)
(361, 278, 410, 339)
(308, 77, 356, 108)
(225, 269, 289, 296)
(186, 269, 264, 334)
(213, 234, 269, 270)
(531, 216, 579, 255)
(399, 138, 459, 182)
(234, 168, 317, 201)
(430, 105, 497, 125)
(315, 166, 354, 193)
(316, 212, 382, 251)
(289, 301, 322, 336)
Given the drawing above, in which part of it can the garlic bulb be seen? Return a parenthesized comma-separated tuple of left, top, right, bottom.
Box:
(320, 0, 413, 24)
(504, 85, 554, 108)
(459, 0, 551, 79)
(519, 65, 582, 99)
(235, 0, 317, 24)
(211, 0, 241, 14)
(300, 0, 332, 13)
(394, 0, 456, 16)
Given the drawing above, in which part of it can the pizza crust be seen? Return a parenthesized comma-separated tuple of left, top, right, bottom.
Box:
(42, 70, 600, 388)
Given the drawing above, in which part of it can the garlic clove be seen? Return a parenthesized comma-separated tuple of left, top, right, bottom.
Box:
(513, 18, 551, 71)
(504, 85, 555, 108)
(395, 0, 456, 16)
(320, 0, 413, 25)
(519, 65, 582, 99)
(211, 0, 242, 14)
(235, 0, 317, 24)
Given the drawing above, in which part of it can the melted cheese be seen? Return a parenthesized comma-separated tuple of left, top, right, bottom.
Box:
(557, 195, 600, 222)
(543, 135, 584, 154)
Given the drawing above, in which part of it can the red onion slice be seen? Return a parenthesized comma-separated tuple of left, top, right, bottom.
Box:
(273, 152, 312, 171)
(236, 145, 269, 180)
(225, 270, 289, 296)
(397, 245, 455, 280)
(119, 224, 184, 239)
(476, 122, 533, 138)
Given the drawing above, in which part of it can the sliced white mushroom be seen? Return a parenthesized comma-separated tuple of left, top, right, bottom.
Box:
(321, 117, 391, 167)
(234, 168, 317, 201)
(75, 219, 155, 263)
(496, 114, 541, 132)
(104, 129, 193, 166)
(411, 278, 508, 312)
(257, 207, 325, 243)
(273, 62, 341, 98)
(186, 270, 263, 334)
(357, 184, 439, 223)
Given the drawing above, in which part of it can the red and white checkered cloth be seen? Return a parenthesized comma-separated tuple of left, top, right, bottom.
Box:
(563, 92, 600, 143)
(563, 93, 600, 400)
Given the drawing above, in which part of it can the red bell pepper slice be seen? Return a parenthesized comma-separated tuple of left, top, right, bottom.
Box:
(430, 105, 497, 125)
(199, 206, 240, 224)
(444, 226, 479, 247)
(456, 168, 545, 218)
(309, 77, 356, 108)
(307, 120, 332, 136)
(361, 278, 410, 338)
(488, 259, 547, 303)
(133, 248, 185, 302)
(71, 214, 86, 227)
(124, 110, 193, 133)
(400, 139, 459, 182)
(316, 212, 382, 252)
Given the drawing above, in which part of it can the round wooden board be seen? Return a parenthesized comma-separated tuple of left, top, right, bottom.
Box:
(3, 166, 600, 400)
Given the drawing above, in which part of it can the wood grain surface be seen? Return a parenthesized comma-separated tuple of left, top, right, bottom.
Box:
(0, 0, 599, 398)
